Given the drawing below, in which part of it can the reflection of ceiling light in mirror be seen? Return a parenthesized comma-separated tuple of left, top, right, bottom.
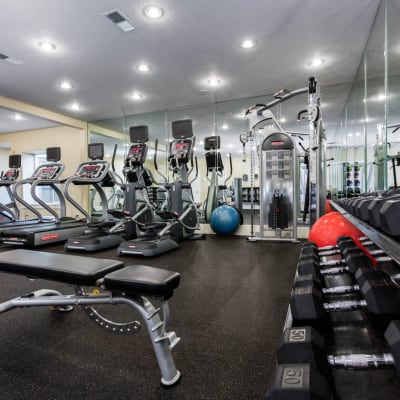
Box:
(228, 144, 233, 148)
(70, 102, 80, 111)
(105, 154, 111, 158)
(137, 63, 151, 72)
(60, 81, 72, 90)
(131, 92, 144, 100)
(199, 141, 204, 146)
(37, 40, 57, 52)
(306, 57, 325, 68)
(280, 117, 287, 123)
(348, 133, 353, 137)
(143, 6, 164, 19)
(13, 113, 23, 121)
(206, 77, 222, 87)
(222, 124, 229, 130)
(240, 39, 256, 49)
(235, 111, 246, 119)
(375, 93, 386, 101)
(355, 132, 361, 136)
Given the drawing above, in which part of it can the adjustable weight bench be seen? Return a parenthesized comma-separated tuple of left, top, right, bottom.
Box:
(0, 249, 181, 386)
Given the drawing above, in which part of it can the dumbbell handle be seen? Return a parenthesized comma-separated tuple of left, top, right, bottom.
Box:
(323, 299, 367, 312)
(328, 353, 394, 369)
(322, 284, 360, 295)
(319, 266, 349, 275)
(320, 259, 345, 267)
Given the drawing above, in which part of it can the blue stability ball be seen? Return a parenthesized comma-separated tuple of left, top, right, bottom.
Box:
(210, 205, 240, 235)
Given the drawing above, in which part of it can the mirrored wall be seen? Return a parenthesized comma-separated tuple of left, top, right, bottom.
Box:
(328, 0, 400, 198)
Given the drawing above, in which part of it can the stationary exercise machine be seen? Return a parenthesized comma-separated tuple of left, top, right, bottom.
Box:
(203, 135, 242, 234)
(0, 147, 89, 245)
(117, 119, 202, 256)
(0, 249, 181, 386)
(64, 143, 124, 251)
(120, 124, 157, 240)
(0, 154, 21, 223)
(243, 77, 326, 241)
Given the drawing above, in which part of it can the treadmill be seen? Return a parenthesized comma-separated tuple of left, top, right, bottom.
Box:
(0, 147, 93, 246)
(0, 148, 71, 233)
(0, 154, 21, 223)
(64, 143, 123, 252)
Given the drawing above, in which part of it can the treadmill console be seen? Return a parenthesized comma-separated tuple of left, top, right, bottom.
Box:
(34, 165, 63, 180)
(1, 168, 19, 182)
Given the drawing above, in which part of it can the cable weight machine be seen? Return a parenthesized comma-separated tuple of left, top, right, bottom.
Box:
(242, 77, 326, 241)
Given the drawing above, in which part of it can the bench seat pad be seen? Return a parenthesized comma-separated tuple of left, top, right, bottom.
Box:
(0, 249, 124, 286)
(104, 265, 180, 300)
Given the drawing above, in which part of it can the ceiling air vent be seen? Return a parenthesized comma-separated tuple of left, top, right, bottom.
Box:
(0, 52, 23, 65)
(103, 9, 135, 32)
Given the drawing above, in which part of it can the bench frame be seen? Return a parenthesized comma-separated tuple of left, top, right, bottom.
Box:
(0, 279, 181, 386)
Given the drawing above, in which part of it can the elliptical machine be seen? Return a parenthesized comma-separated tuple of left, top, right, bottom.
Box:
(203, 135, 242, 234)
(117, 119, 203, 257)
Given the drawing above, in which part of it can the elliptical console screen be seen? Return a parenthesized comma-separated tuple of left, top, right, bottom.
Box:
(171, 140, 191, 159)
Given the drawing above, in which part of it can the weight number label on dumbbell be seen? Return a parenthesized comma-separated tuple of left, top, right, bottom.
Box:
(288, 328, 307, 342)
(293, 286, 312, 295)
(281, 366, 306, 388)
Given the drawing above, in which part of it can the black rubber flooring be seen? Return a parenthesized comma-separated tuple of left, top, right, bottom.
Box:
(0, 235, 301, 400)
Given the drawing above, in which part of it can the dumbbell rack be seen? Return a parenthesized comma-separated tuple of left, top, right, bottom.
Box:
(268, 234, 400, 399)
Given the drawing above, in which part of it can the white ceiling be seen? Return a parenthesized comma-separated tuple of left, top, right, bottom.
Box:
(0, 0, 380, 136)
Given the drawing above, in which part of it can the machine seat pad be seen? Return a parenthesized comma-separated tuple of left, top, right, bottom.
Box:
(104, 265, 180, 300)
(0, 249, 124, 286)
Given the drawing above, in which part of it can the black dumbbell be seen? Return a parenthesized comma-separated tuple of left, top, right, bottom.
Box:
(297, 253, 387, 289)
(277, 321, 400, 378)
(379, 198, 400, 236)
(300, 236, 370, 258)
(368, 194, 400, 229)
(290, 280, 400, 327)
(297, 250, 373, 278)
(293, 273, 360, 296)
(266, 363, 333, 400)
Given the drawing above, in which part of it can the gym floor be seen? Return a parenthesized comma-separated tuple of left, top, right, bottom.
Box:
(0, 235, 300, 400)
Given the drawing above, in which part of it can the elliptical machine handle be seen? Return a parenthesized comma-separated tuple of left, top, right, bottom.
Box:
(153, 138, 168, 183)
(189, 156, 199, 185)
(224, 152, 233, 187)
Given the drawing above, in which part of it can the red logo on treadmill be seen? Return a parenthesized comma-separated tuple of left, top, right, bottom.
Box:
(128, 245, 136, 248)
(41, 233, 60, 241)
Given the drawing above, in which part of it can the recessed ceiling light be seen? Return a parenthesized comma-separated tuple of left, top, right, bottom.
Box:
(143, 5, 164, 19)
(280, 117, 287, 123)
(60, 81, 72, 90)
(137, 63, 151, 72)
(355, 132, 361, 136)
(240, 39, 256, 49)
(13, 113, 23, 121)
(375, 93, 386, 101)
(307, 57, 325, 68)
(206, 77, 221, 87)
(70, 102, 81, 111)
(348, 133, 353, 137)
(131, 92, 144, 100)
(222, 124, 229, 130)
(37, 40, 57, 52)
